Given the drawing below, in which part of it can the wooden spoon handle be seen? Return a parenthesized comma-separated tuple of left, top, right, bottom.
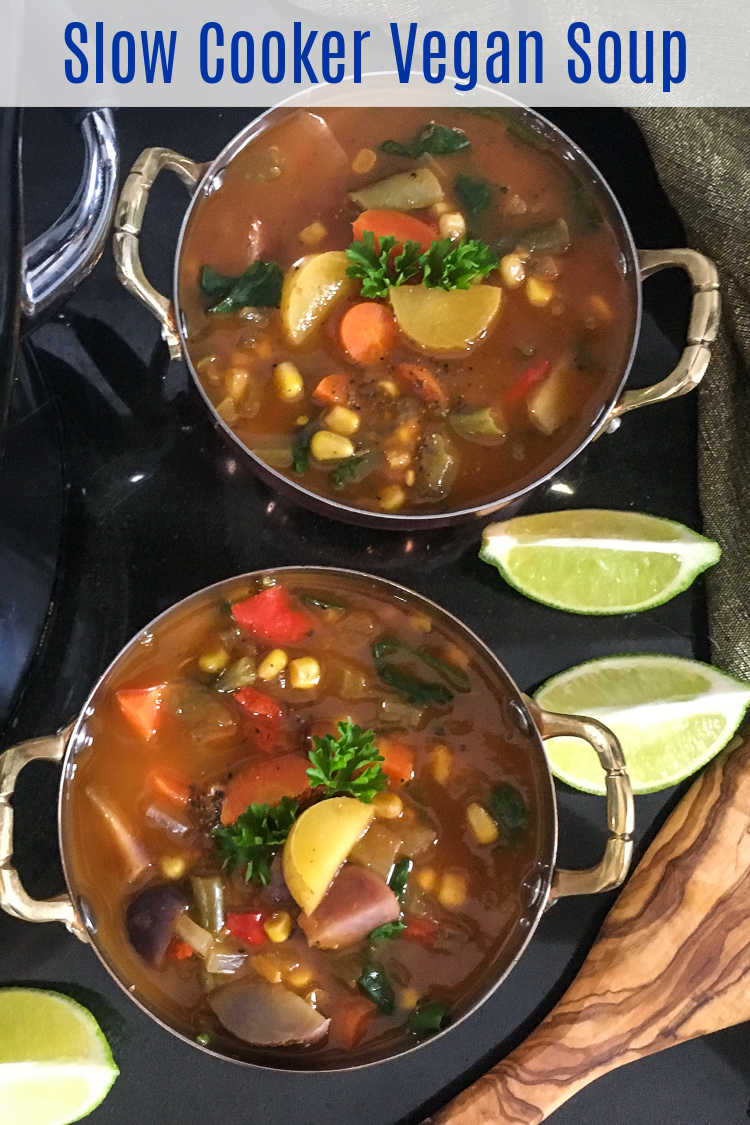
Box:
(435, 732, 750, 1124)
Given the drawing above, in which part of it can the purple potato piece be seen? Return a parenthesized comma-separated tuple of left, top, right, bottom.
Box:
(299, 864, 400, 950)
(209, 977, 330, 1047)
(126, 884, 189, 966)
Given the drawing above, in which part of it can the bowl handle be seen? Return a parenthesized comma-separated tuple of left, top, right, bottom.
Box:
(0, 726, 86, 940)
(112, 147, 206, 361)
(524, 697, 635, 899)
(610, 248, 720, 420)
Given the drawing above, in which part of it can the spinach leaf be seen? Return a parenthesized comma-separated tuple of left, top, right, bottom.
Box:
(567, 174, 602, 233)
(489, 783, 528, 840)
(377, 662, 453, 706)
(372, 635, 468, 703)
(357, 960, 395, 1013)
(291, 418, 318, 474)
(415, 648, 470, 693)
(369, 920, 406, 942)
(200, 261, 283, 314)
(409, 1001, 448, 1035)
(381, 123, 469, 159)
(455, 174, 494, 219)
(329, 451, 379, 491)
(300, 593, 345, 611)
(388, 858, 413, 905)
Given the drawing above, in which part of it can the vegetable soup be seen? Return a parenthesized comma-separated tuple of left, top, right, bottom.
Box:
(65, 571, 549, 1065)
(179, 106, 636, 515)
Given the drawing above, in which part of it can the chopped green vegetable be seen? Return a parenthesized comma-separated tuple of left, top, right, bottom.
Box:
(567, 174, 602, 232)
(349, 168, 444, 211)
(388, 858, 413, 905)
(488, 783, 528, 840)
(299, 594, 345, 611)
(190, 875, 225, 934)
(455, 174, 494, 220)
(415, 432, 459, 502)
(415, 648, 470, 693)
(409, 1001, 448, 1035)
(357, 960, 395, 1013)
(419, 238, 498, 291)
(449, 405, 507, 447)
(329, 451, 380, 491)
(372, 635, 465, 704)
(381, 123, 469, 159)
(368, 919, 406, 942)
(306, 719, 387, 803)
(215, 656, 256, 693)
(213, 796, 299, 885)
(200, 261, 283, 314)
(292, 417, 318, 474)
(376, 661, 453, 707)
(517, 218, 571, 255)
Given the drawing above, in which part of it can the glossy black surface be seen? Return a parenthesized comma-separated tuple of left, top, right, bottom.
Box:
(2, 108, 747, 1124)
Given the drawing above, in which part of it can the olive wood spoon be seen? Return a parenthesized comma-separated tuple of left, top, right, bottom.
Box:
(434, 731, 750, 1124)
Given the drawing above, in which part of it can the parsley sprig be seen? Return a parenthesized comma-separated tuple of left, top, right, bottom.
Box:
(346, 232, 498, 300)
(213, 796, 299, 885)
(306, 719, 387, 803)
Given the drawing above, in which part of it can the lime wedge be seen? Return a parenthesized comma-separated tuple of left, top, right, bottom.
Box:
(535, 654, 750, 794)
(0, 989, 118, 1125)
(480, 510, 721, 614)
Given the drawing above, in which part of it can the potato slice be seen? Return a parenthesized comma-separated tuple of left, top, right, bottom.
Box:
(282, 797, 374, 915)
(349, 169, 443, 211)
(389, 285, 501, 354)
(281, 251, 357, 346)
(527, 359, 588, 435)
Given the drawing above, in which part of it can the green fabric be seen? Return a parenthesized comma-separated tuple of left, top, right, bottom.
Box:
(631, 109, 750, 678)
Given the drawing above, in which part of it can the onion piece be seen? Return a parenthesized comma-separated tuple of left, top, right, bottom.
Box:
(174, 913, 215, 959)
(145, 804, 191, 837)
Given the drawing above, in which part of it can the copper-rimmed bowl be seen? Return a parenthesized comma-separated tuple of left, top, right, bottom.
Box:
(112, 94, 719, 530)
(0, 567, 633, 1070)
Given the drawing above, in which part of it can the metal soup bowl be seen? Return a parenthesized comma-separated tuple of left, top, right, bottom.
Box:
(0, 568, 634, 1071)
(113, 97, 719, 530)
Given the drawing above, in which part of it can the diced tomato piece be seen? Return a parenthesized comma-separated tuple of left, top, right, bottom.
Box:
(232, 586, 313, 645)
(501, 359, 551, 411)
(233, 686, 283, 754)
(226, 911, 267, 945)
(394, 363, 448, 409)
(376, 737, 415, 787)
(221, 754, 311, 824)
(332, 995, 376, 1049)
(116, 685, 165, 741)
(167, 937, 195, 961)
(403, 914, 439, 948)
(352, 210, 437, 254)
(148, 769, 192, 808)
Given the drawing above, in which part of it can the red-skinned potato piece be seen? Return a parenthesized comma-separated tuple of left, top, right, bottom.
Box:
(299, 863, 400, 950)
(221, 753, 311, 825)
(231, 586, 313, 645)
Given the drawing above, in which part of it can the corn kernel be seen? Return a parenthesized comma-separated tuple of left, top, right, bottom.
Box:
(438, 211, 466, 241)
(252, 952, 283, 984)
(372, 791, 403, 820)
(395, 420, 419, 445)
(198, 646, 230, 674)
(258, 648, 288, 681)
(285, 964, 313, 989)
(216, 396, 237, 424)
(160, 855, 187, 880)
(442, 643, 470, 670)
(466, 802, 500, 845)
(310, 430, 355, 462)
(377, 379, 399, 398)
(274, 361, 304, 401)
(289, 657, 321, 690)
(500, 253, 526, 290)
(264, 911, 292, 943)
(324, 405, 360, 437)
(430, 744, 453, 786)
(298, 220, 327, 246)
(526, 277, 555, 307)
(384, 447, 411, 471)
(295, 414, 310, 427)
(405, 469, 416, 487)
(379, 484, 406, 512)
(398, 988, 420, 1011)
(430, 201, 450, 216)
(409, 613, 432, 633)
(438, 870, 468, 909)
(415, 867, 436, 892)
(352, 147, 377, 174)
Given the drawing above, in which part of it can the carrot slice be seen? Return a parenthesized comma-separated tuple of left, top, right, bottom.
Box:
(353, 210, 437, 253)
(333, 995, 376, 1049)
(167, 937, 195, 961)
(149, 769, 192, 808)
(377, 737, 415, 786)
(312, 373, 356, 407)
(339, 302, 397, 365)
(116, 685, 165, 741)
(394, 362, 448, 409)
(221, 753, 311, 825)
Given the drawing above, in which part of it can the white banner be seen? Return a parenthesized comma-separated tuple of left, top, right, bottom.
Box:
(3, 0, 749, 106)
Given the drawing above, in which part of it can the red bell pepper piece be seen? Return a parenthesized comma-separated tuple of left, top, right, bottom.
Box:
(232, 586, 313, 645)
(233, 686, 283, 753)
(502, 359, 551, 411)
(226, 911, 267, 945)
(403, 914, 439, 948)
(167, 937, 195, 961)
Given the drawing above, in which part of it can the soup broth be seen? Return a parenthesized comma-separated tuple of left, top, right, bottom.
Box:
(179, 107, 636, 516)
(65, 571, 550, 1065)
